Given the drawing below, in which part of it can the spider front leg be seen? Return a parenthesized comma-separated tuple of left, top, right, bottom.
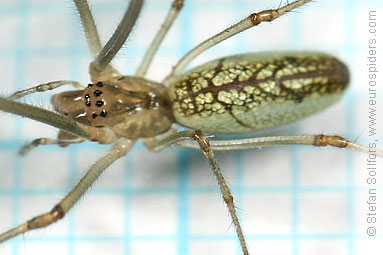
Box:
(0, 137, 135, 242)
(145, 130, 250, 255)
(9, 80, 84, 100)
(89, 0, 143, 81)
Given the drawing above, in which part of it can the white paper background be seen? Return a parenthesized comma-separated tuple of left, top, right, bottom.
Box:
(0, 0, 382, 255)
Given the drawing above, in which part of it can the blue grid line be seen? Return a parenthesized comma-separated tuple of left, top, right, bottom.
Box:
(3, 185, 383, 197)
(15, 231, 383, 243)
(11, 1, 29, 255)
(67, 149, 77, 255)
(177, 149, 190, 254)
(0, 1, 382, 255)
(123, 152, 132, 255)
(288, 6, 303, 255)
(233, 2, 246, 255)
(344, 0, 356, 254)
(234, 150, 245, 255)
(2, 186, 382, 196)
(68, 4, 85, 253)
(176, 3, 194, 254)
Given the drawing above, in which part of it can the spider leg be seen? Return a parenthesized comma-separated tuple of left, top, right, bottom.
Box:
(175, 134, 383, 157)
(18, 136, 85, 156)
(136, 0, 184, 77)
(89, 0, 144, 81)
(73, 0, 102, 58)
(73, 0, 121, 78)
(145, 129, 249, 255)
(164, 0, 312, 85)
(0, 137, 135, 243)
(9, 80, 83, 100)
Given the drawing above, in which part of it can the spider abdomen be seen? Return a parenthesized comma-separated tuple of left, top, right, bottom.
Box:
(169, 52, 349, 133)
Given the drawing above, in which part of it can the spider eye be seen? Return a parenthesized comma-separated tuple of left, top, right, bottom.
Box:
(82, 81, 111, 124)
(94, 90, 102, 96)
(100, 110, 108, 117)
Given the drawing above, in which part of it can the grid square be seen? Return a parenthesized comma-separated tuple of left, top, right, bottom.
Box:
(19, 242, 69, 255)
(145, 54, 179, 81)
(189, 193, 233, 235)
(298, 193, 348, 234)
(243, 148, 292, 188)
(75, 241, 124, 255)
(248, 240, 292, 255)
(0, 57, 16, 92)
(131, 194, 177, 236)
(354, 238, 383, 255)
(300, 10, 346, 47)
(0, 16, 18, 48)
(0, 115, 15, 140)
(243, 193, 292, 235)
(25, 56, 72, 90)
(298, 239, 348, 255)
(298, 99, 348, 135)
(298, 149, 348, 187)
(0, 242, 12, 255)
(132, 150, 178, 188)
(28, 12, 72, 48)
(131, 240, 177, 255)
(0, 152, 14, 189)
(0, 196, 12, 232)
(134, 7, 180, 49)
(22, 150, 69, 189)
(189, 240, 237, 255)
(75, 193, 125, 236)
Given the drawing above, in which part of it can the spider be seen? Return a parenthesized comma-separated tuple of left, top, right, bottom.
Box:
(0, 0, 381, 255)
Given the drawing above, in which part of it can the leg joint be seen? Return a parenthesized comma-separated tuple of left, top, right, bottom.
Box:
(223, 194, 234, 204)
(50, 204, 65, 221)
(172, 0, 184, 9)
(26, 204, 65, 230)
(316, 135, 348, 148)
(192, 130, 210, 152)
(251, 10, 279, 25)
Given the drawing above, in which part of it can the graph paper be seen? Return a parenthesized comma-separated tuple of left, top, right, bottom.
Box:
(0, 0, 382, 255)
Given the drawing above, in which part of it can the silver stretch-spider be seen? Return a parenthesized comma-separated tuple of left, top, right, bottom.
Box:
(0, 0, 381, 254)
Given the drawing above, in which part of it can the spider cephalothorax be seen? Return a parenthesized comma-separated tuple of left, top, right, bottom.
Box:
(52, 76, 174, 138)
